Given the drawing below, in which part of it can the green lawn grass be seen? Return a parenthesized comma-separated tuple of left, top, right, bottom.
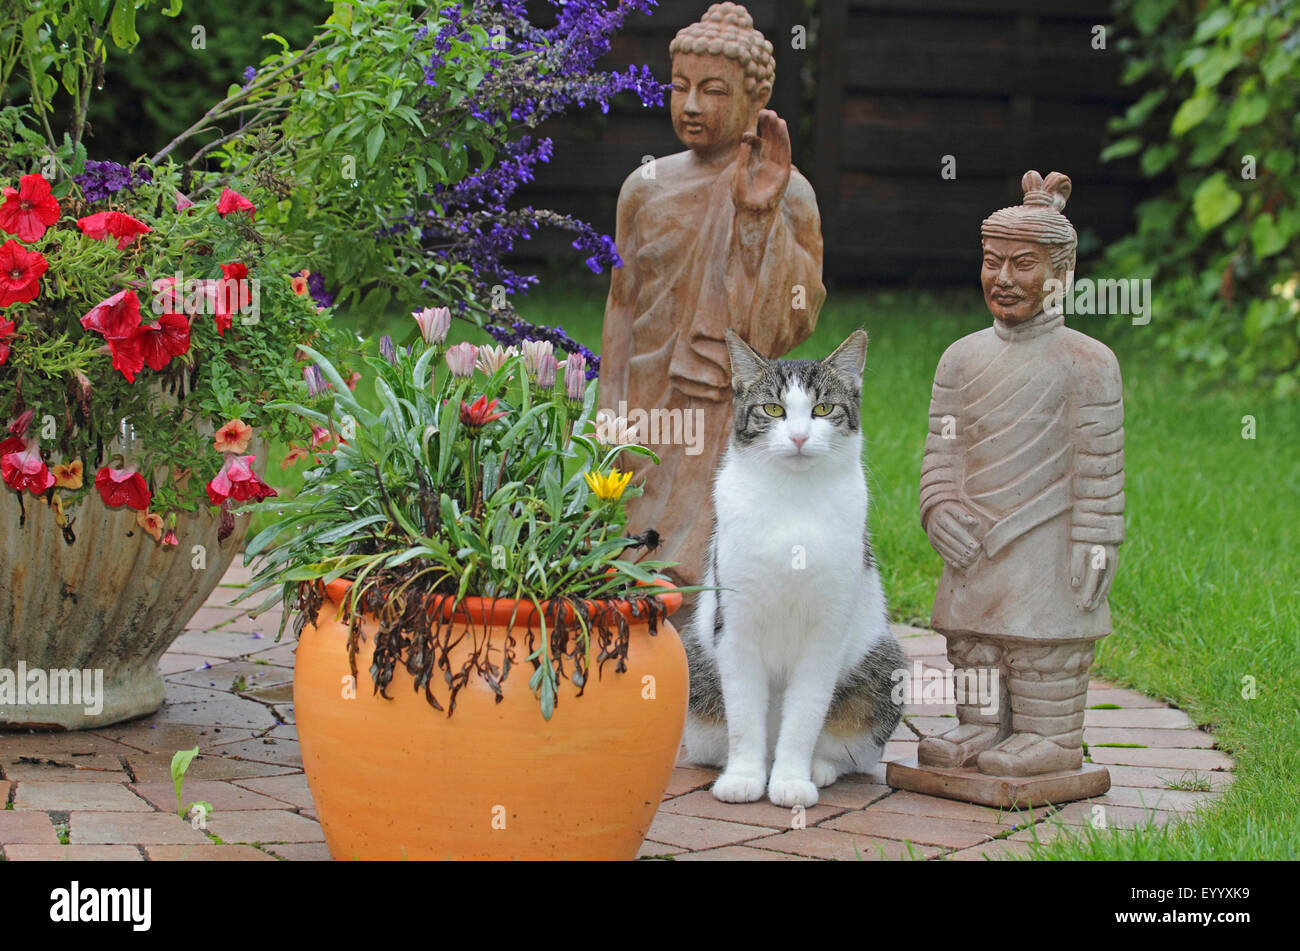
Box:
(263, 284, 1300, 859)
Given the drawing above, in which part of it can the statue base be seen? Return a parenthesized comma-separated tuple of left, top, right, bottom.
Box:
(885, 757, 1110, 810)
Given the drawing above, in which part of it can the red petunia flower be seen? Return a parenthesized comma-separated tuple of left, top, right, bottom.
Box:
(0, 315, 14, 365)
(459, 395, 508, 431)
(134, 311, 191, 372)
(81, 289, 143, 339)
(217, 188, 256, 218)
(77, 211, 151, 250)
(0, 239, 48, 308)
(0, 174, 60, 242)
(210, 262, 252, 336)
(206, 454, 276, 505)
(1, 438, 55, 494)
(106, 335, 145, 383)
(94, 465, 151, 510)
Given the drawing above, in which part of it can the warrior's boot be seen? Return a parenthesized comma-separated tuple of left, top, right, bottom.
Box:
(918, 635, 1009, 768)
(977, 640, 1093, 776)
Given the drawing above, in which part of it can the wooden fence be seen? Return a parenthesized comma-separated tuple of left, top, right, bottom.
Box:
(517, 0, 1149, 285)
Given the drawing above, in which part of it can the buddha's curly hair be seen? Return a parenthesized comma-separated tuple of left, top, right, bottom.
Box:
(669, 2, 775, 98)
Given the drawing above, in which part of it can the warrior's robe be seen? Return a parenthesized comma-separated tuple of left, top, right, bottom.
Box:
(599, 154, 825, 587)
(919, 310, 1125, 640)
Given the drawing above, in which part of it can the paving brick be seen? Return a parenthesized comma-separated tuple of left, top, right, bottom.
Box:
(165, 660, 294, 691)
(169, 629, 268, 659)
(904, 716, 959, 737)
(185, 606, 245, 630)
(1088, 746, 1233, 771)
(1089, 785, 1221, 813)
(145, 844, 276, 861)
(242, 683, 294, 703)
(130, 780, 288, 812)
(1086, 688, 1166, 709)
(947, 839, 1037, 861)
(264, 842, 333, 861)
(815, 779, 891, 809)
(93, 722, 249, 753)
(754, 828, 942, 861)
(231, 773, 314, 809)
(70, 812, 210, 845)
(897, 633, 947, 655)
(1050, 801, 1181, 830)
(161, 684, 232, 704)
(1084, 728, 1214, 748)
(882, 740, 918, 761)
(902, 702, 957, 718)
(219, 612, 287, 637)
(13, 781, 150, 812)
(4, 845, 143, 861)
(635, 839, 684, 859)
(869, 790, 1018, 826)
(0, 810, 59, 844)
(204, 809, 324, 844)
(1084, 708, 1195, 729)
(664, 766, 718, 796)
(658, 789, 845, 828)
(825, 811, 997, 849)
(0, 779, 9, 802)
(156, 653, 225, 675)
(0, 732, 137, 756)
(1103, 764, 1233, 792)
(125, 752, 297, 783)
(209, 735, 302, 767)
(674, 845, 815, 861)
(245, 642, 298, 667)
(150, 695, 280, 731)
(1, 753, 126, 782)
(216, 563, 254, 587)
(646, 812, 778, 850)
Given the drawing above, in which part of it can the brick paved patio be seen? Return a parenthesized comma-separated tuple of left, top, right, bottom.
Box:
(0, 564, 1234, 861)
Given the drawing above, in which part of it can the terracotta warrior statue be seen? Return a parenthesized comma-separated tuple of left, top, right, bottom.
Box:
(598, 2, 825, 588)
(917, 171, 1125, 778)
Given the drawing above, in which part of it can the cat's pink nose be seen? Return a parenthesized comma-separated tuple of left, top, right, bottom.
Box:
(791, 434, 808, 449)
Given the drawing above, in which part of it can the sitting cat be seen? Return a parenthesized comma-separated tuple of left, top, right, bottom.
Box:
(681, 327, 904, 808)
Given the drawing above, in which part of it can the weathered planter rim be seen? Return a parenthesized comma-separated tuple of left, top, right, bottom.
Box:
(320, 576, 683, 627)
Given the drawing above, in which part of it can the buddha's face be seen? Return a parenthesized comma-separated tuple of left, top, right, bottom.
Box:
(670, 53, 764, 157)
(981, 237, 1058, 324)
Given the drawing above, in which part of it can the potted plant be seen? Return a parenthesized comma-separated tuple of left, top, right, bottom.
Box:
(242, 320, 688, 860)
(0, 3, 337, 728)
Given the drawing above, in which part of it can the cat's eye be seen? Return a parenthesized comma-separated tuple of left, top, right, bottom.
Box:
(762, 403, 785, 418)
(812, 403, 834, 417)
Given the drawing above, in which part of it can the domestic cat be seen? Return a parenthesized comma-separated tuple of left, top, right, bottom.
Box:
(681, 328, 904, 808)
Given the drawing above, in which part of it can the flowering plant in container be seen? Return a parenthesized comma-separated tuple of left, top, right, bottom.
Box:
(243, 312, 676, 719)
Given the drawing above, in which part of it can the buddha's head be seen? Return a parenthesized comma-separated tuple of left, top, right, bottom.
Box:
(669, 3, 775, 158)
(979, 171, 1077, 324)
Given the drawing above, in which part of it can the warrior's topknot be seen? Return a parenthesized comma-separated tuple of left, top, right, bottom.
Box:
(669, 3, 775, 97)
(981, 170, 1078, 276)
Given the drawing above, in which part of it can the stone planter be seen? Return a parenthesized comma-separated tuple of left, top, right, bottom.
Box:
(0, 387, 267, 730)
(0, 486, 250, 731)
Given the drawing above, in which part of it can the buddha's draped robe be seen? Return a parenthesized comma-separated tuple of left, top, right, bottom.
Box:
(920, 310, 1125, 640)
(599, 154, 825, 588)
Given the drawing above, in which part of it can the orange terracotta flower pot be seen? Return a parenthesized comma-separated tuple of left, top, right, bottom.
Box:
(294, 580, 688, 860)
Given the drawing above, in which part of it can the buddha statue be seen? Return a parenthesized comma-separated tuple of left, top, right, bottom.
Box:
(598, 2, 826, 590)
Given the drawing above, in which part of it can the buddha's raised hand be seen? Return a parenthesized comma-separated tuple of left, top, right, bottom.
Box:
(732, 109, 792, 213)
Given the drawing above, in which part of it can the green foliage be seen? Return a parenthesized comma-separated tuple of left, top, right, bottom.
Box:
(170, 745, 212, 824)
(0, 0, 182, 157)
(1101, 0, 1300, 398)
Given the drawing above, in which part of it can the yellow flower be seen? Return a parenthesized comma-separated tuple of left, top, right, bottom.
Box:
(52, 459, 83, 490)
(584, 468, 632, 502)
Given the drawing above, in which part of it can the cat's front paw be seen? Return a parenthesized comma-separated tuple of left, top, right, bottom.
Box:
(767, 775, 819, 807)
(712, 770, 767, 803)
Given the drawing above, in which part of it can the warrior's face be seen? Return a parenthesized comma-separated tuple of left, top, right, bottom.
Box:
(670, 53, 763, 158)
(981, 237, 1057, 324)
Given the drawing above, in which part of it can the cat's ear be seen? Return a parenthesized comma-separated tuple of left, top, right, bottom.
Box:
(726, 329, 767, 395)
(824, 329, 868, 388)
